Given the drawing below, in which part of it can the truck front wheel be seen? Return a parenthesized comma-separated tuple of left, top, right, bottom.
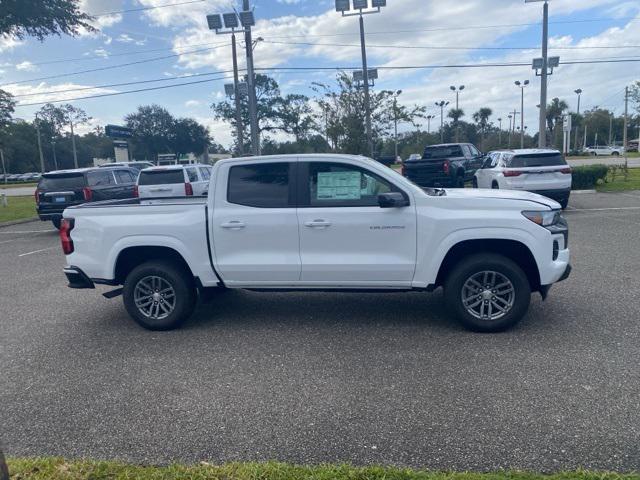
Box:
(123, 260, 196, 331)
(444, 253, 531, 332)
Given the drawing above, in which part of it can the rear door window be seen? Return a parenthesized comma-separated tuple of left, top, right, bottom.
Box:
(423, 145, 464, 159)
(86, 170, 115, 186)
(115, 170, 135, 183)
(228, 162, 292, 208)
(138, 170, 185, 185)
(508, 153, 567, 168)
(38, 173, 85, 191)
(199, 167, 211, 180)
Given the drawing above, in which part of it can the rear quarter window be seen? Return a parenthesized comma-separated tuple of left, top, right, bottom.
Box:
(38, 174, 85, 190)
(509, 153, 567, 168)
(138, 170, 185, 185)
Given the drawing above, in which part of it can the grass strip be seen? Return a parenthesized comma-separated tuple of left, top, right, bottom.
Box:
(0, 196, 37, 223)
(5, 458, 640, 480)
(597, 168, 640, 192)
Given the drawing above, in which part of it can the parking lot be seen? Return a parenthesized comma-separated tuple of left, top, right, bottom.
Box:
(1, 191, 640, 471)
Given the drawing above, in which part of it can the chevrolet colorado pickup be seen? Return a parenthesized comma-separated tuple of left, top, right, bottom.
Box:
(60, 154, 571, 332)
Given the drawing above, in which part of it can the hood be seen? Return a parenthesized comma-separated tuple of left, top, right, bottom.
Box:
(439, 188, 561, 209)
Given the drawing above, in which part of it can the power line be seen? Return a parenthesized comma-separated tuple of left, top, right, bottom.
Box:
(0, 45, 227, 87)
(91, 0, 206, 17)
(15, 75, 234, 107)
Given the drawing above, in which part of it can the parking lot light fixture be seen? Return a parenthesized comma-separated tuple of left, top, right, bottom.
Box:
(515, 80, 529, 149)
(450, 85, 465, 142)
(435, 100, 449, 143)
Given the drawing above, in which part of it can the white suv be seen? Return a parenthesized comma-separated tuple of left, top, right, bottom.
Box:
(473, 149, 572, 209)
(583, 145, 624, 156)
(136, 164, 212, 198)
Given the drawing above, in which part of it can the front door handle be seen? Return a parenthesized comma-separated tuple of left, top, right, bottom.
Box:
(304, 220, 332, 228)
(221, 221, 245, 229)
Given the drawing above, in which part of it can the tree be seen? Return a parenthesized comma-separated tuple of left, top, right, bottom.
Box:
(447, 108, 465, 124)
(0, 0, 95, 40)
(546, 97, 569, 134)
(169, 118, 211, 157)
(472, 107, 493, 149)
(211, 74, 283, 152)
(125, 105, 174, 160)
(278, 94, 315, 142)
(59, 104, 90, 168)
(630, 81, 640, 115)
(0, 90, 15, 130)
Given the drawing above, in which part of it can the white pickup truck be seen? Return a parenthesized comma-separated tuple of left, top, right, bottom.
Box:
(60, 154, 571, 332)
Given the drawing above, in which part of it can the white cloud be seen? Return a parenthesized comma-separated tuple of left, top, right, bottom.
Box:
(6, 82, 118, 106)
(0, 37, 23, 53)
(185, 99, 201, 107)
(16, 61, 38, 72)
(80, 0, 124, 28)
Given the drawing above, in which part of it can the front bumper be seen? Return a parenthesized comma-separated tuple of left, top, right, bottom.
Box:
(539, 263, 571, 299)
(63, 266, 95, 289)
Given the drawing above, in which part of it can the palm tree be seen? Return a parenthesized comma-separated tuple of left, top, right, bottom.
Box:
(447, 108, 464, 124)
(546, 97, 568, 135)
(472, 107, 493, 148)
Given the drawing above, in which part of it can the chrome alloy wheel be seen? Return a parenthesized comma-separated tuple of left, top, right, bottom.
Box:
(461, 270, 515, 321)
(133, 275, 176, 320)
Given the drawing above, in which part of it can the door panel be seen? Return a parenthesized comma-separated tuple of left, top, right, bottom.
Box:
(297, 161, 417, 286)
(211, 161, 300, 284)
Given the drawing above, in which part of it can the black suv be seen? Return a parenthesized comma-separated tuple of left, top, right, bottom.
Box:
(402, 143, 484, 188)
(36, 167, 138, 228)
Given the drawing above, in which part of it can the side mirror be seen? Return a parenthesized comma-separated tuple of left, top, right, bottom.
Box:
(378, 192, 409, 208)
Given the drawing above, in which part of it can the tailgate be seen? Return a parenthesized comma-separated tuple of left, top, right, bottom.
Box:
(404, 159, 447, 184)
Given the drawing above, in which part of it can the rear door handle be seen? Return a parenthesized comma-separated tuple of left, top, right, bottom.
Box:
(221, 221, 245, 229)
(305, 220, 332, 228)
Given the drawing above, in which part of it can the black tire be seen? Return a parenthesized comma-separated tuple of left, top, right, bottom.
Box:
(51, 217, 62, 229)
(454, 175, 465, 188)
(444, 253, 531, 332)
(472, 178, 478, 188)
(123, 260, 196, 331)
(611, 151, 619, 156)
(559, 197, 569, 209)
(491, 181, 499, 189)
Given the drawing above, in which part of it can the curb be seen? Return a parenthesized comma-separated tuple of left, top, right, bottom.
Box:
(571, 190, 596, 194)
(0, 217, 39, 228)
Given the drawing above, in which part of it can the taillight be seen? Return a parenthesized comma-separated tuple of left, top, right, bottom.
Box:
(401, 164, 406, 176)
(443, 160, 450, 175)
(133, 185, 139, 197)
(60, 218, 75, 255)
(82, 187, 93, 201)
(34, 189, 40, 205)
(559, 167, 572, 174)
(503, 170, 523, 177)
(185, 183, 193, 196)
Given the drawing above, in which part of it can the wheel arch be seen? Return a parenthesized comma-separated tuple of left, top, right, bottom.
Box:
(114, 246, 194, 285)
(434, 239, 541, 291)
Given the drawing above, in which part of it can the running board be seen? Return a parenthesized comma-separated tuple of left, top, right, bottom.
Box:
(102, 288, 123, 299)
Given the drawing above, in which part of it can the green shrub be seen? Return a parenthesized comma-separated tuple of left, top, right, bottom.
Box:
(571, 164, 608, 190)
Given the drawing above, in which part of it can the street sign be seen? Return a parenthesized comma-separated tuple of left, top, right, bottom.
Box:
(113, 140, 129, 148)
(105, 124, 133, 138)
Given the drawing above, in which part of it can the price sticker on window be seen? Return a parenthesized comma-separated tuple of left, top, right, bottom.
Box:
(317, 171, 362, 200)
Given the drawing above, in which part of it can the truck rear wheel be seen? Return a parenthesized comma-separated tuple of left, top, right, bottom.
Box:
(444, 253, 531, 332)
(123, 260, 196, 331)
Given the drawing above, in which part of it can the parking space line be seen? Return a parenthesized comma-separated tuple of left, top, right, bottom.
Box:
(18, 246, 58, 257)
(565, 206, 640, 212)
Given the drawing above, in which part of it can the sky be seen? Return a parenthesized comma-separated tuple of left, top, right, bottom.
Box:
(1, 0, 639, 148)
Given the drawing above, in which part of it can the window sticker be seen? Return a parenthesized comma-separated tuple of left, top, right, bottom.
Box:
(317, 171, 362, 200)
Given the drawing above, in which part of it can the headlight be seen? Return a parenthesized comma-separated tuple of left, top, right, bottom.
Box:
(522, 210, 562, 227)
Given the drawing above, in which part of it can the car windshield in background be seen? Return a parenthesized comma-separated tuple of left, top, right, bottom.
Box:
(138, 170, 184, 185)
(38, 173, 85, 190)
(508, 153, 567, 168)
(423, 146, 464, 159)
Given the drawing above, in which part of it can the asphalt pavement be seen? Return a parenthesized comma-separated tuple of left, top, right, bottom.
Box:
(1, 193, 640, 471)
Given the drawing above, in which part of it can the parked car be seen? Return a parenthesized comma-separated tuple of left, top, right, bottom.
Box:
(36, 167, 138, 229)
(473, 149, 572, 209)
(99, 161, 155, 171)
(406, 154, 422, 161)
(136, 164, 211, 198)
(7, 174, 21, 181)
(583, 145, 624, 156)
(60, 154, 570, 333)
(402, 143, 484, 188)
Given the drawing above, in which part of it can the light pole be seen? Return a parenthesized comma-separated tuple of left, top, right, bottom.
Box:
(426, 114, 435, 134)
(336, 0, 387, 158)
(51, 137, 58, 170)
(515, 80, 529, 149)
(450, 85, 464, 142)
(508, 114, 513, 147)
(497, 117, 503, 146)
(207, 2, 258, 155)
(35, 113, 46, 173)
(574, 88, 582, 151)
(435, 100, 449, 143)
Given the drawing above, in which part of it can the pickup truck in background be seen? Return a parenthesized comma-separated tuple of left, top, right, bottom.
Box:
(402, 143, 484, 188)
(60, 154, 571, 333)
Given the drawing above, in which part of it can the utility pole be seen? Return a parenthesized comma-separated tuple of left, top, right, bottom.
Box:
(35, 116, 45, 173)
(426, 115, 433, 134)
(538, 0, 549, 148)
(51, 138, 58, 170)
(623, 86, 629, 169)
(243, 0, 259, 156)
(608, 112, 613, 146)
(359, 14, 373, 157)
(231, 33, 244, 156)
(393, 94, 399, 161)
(508, 114, 513, 147)
(0, 148, 6, 185)
(69, 114, 78, 169)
